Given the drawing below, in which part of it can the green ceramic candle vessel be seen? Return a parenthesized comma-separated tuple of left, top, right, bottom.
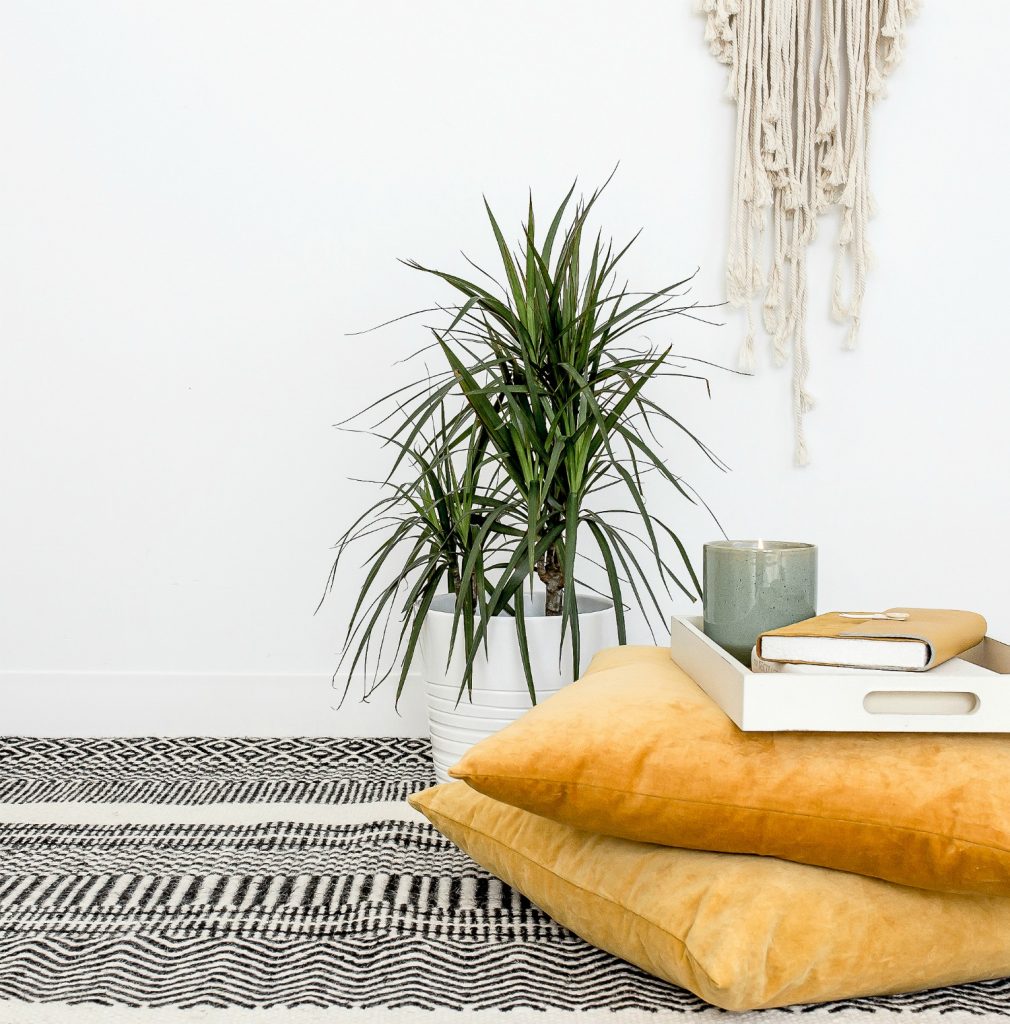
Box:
(703, 540, 817, 665)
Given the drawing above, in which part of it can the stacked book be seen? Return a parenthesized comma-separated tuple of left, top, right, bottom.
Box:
(755, 607, 991, 681)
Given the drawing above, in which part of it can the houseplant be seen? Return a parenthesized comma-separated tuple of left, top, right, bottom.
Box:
(323, 178, 721, 778)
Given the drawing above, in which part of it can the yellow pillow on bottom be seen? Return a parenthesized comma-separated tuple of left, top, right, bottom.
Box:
(410, 782, 1010, 1012)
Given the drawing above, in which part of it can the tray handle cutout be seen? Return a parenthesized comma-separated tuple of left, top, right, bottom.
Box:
(863, 691, 980, 716)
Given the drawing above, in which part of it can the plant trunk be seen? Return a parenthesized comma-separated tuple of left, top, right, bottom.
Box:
(447, 557, 478, 610)
(538, 544, 564, 617)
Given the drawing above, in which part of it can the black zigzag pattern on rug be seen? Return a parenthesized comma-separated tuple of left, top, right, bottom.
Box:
(0, 736, 434, 804)
(0, 935, 1008, 1015)
(0, 933, 711, 1012)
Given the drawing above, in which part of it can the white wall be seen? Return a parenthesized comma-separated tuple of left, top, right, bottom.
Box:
(1, 1, 1007, 734)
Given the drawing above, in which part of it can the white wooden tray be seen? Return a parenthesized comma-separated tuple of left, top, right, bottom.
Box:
(670, 615, 1010, 733)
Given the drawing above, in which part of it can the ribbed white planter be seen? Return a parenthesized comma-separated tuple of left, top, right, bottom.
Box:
(419, 592, 616, 782)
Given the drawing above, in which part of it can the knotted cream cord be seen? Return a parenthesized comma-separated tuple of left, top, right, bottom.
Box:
(699, 0, 918, 465)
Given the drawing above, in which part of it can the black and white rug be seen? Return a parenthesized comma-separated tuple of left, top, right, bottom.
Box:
(0, 736, 1006, 1023)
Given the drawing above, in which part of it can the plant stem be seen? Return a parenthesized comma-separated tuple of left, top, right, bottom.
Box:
(537, 544, 564, 617)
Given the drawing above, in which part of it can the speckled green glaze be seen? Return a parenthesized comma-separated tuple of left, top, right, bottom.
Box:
(703, 541, 817, 665)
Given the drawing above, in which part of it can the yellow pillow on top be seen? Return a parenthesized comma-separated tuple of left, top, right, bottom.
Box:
(410, 782, 1010, 1012)
(450, 645, 1010, 896)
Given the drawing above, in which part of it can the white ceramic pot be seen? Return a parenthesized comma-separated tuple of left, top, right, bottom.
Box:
(419, 592, 617, 782)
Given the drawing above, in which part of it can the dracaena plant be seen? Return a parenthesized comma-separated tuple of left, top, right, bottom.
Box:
(322, 176, 724, 703)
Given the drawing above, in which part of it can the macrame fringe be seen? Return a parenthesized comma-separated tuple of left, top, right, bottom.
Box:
(700, 0, 917, 464)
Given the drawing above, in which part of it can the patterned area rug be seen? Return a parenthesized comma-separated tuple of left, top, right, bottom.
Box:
(0, 737, 1006, 1024)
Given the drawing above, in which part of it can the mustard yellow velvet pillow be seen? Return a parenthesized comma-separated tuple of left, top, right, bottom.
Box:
(410, 782, 1010, 1011)
(450, 645, 1010, 896)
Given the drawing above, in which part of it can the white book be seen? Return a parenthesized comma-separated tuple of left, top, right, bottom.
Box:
(755, 609, 989, 672)
(758, 633, 929, 670)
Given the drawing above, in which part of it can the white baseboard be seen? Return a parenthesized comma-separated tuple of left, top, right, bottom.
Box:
(0, 671, 429, 737)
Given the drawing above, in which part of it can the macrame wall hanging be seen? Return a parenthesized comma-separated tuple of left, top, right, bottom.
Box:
(699, 0, 918, 464)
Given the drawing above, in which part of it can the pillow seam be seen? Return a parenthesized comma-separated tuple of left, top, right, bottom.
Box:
(456, 773, 1010, 857)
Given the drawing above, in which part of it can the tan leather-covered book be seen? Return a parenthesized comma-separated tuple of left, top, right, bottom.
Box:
(756, 608, 988, 671)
